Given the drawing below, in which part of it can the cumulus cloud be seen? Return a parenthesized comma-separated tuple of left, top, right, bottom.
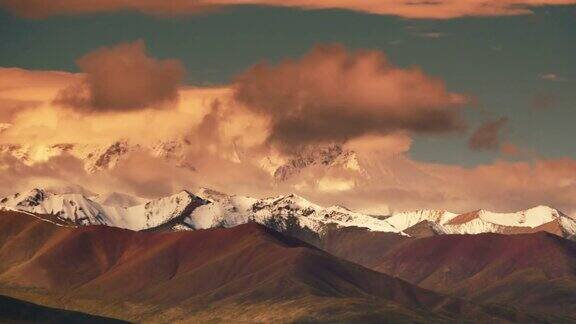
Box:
(0, 67, 237, 148)
(468, 117, 509, 151)
(55, 40, 185, 112)
(2, 0, 575, 19)
(234, 44, 467, 152)
(1, 46, 575, 215)
(0, 67, 228, 145)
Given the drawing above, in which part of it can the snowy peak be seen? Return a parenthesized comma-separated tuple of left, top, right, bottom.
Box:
(0, 189, 107, 226)
(259, 193, 322, 212)
(439, 205, 576, 237)
(0, 188, 48, 208)
(446, 205, 565, 229)
(0, 138, 198, 174)
(141, 190, 208, 229)
(1, 187, 574, 239)
(85, 140, 133, 172)
(195, 187, 230, 202)
(479, 205, 564, 227)
(386, 209, 458, 232)
(272, 144, 362, 181)
(185, 191, 400, 235)
(243, 193, 398, 233)
(0, 188, 209, 231)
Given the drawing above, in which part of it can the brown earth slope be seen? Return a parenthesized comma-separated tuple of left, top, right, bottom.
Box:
(375, 232, 576, 317)
(283, 222, 576, 320)
(0, 210, 537, 323)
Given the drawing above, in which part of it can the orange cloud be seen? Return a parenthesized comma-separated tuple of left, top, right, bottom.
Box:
(442, 158, 576, 213)
(500, 142, 521, 156)
(2, 0, 575, 19)
(234, 44, 467, 152)
(55, 40, 185, 112)
(0, 67, 233, 145)
(0, 0, 217, 19)
(225, 0, 576, 18)
(0, 67, 79, 121)
(301, 155, 576, 216)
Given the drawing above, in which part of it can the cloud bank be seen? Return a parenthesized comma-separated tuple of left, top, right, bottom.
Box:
(2, 0, 575, 19)
(0, 43, 575, 216)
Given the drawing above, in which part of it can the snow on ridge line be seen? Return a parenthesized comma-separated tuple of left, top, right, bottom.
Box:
(184, 190, 401, 234)
(0, 187, 573, 237)
(0, 207, 75, 228)
(476, 205, 565, 228)
(385, 210, 459, 232)
(0, 188, 209, 231)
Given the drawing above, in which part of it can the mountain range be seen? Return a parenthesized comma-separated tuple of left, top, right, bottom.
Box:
(2, 187, 575, 240)
(0, 139, 197, 173)
(1, 209, 571, 323)
(0, 137, 364, 182)
(2, 187, 576, 322)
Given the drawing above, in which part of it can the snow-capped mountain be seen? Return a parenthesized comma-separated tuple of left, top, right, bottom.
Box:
(385, 209, 459, 232)
(0, 188, 108, 226)
(187, 198, 571, 239)
(0, 138, 365, 185)
(270, 144, 363, 181)
(1, 187, 575, 239)
(0, 138, 197, 173)
(383, 206, 576, 238)
(0, 188, 208, 231)
(188, 189, 399, 234)
(440, 206, 576, 237)
(0, 187, 401, 235)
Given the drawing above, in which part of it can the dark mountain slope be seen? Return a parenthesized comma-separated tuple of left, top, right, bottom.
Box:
(0, 210, 547, 323)
(0, 294, 128, 323)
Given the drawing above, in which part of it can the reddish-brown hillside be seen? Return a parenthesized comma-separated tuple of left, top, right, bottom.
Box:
(0, 210, 526, 323)
(377, 232, 576, 316)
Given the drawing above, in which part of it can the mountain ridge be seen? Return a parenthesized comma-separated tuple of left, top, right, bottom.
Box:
(1, 187, 574, 240)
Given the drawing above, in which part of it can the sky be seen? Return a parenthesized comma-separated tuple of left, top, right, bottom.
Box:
(0, 1, 575, 214)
